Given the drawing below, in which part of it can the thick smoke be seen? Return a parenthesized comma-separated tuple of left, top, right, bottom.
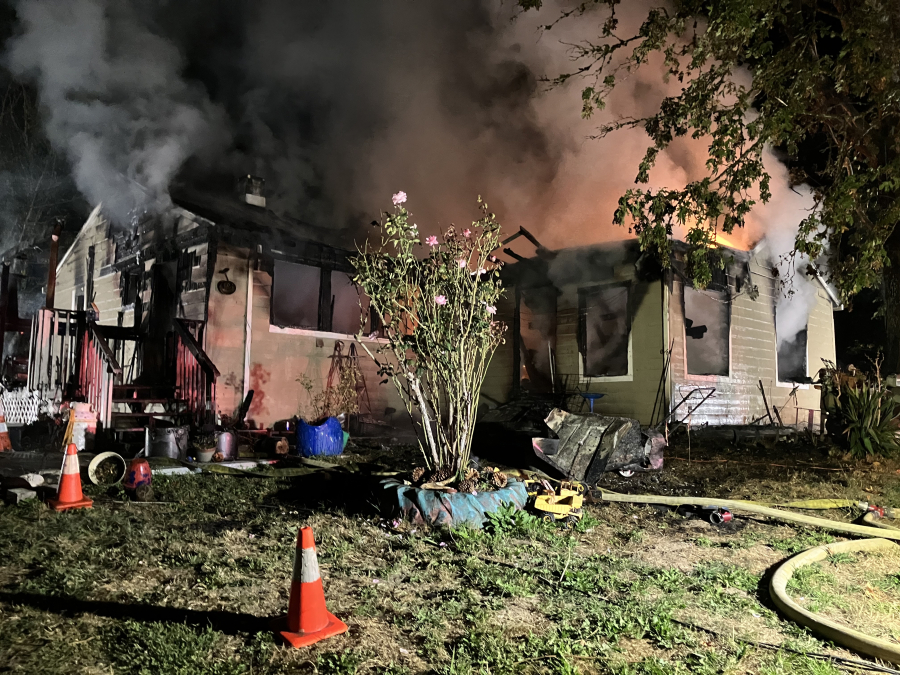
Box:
(2, 0, 704, 242)
(2, 0, 822, 353)
(4, 0, 229, 226)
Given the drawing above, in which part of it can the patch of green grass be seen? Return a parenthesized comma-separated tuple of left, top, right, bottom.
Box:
(768, 530, 835, 554)
(825, 552, 857, 565)
(786, 564, 850, 614)
(2, 461, 868, 675)
(104, 620, 246, 675)
(315, 650, 365, 675)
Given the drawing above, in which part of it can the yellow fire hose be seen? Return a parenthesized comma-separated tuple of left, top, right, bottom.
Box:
(863, 511, 900, 531)
(593, 489, 900, 664)
(594, 489, 900, 542)
(770, 538, 900, 665)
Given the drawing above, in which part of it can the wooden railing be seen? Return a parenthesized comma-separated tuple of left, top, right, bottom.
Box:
(79, 322, 122, 428)
(27, 308, 82, 398)
(173, 318, 219, 426)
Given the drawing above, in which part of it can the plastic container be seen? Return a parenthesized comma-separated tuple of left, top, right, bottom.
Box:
(297, 416, 345, 457)
(148, 426, 189, 460)
(87, 452, 127, 486)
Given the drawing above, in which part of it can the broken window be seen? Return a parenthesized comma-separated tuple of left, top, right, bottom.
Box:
(777, 328, 808, 382)
(272, 260, 320, 329)
(578, 284, 630, 378)
(330, 271, 369, 335)
(519, 287, 557, 391)
(683, 285, 730, 376)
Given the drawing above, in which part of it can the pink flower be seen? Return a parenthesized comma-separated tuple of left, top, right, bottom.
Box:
(434, 295, 447, 306)
(426, 235, 439, 247)
(489, 255, 498, 262)
(456, 258, 467, 269)
(392, 191, 407, 206)
(486, 305, 497, 315)
(463, 229, 472, 238)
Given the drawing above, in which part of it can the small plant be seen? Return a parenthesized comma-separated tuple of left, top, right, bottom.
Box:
(821, 356, 900, 458)
(297, 366, 360, 422)
(191, 433, 216, 450)
(352, 192, 506, 475)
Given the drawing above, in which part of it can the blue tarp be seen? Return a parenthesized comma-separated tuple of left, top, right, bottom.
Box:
(380, 478, 529, 528)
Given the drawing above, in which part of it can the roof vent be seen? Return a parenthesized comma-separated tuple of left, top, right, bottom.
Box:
(238, 175, 266, 208)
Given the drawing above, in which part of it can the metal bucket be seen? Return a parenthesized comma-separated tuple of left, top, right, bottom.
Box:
(148, 426, 189, 460)
(215, 430, 237, 460)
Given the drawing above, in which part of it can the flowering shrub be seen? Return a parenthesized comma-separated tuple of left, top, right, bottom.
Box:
(352, 193, 507, 475)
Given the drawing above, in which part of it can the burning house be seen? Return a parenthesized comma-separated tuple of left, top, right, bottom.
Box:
(25, 179, 405, 435)
(482, 238, 842, 429)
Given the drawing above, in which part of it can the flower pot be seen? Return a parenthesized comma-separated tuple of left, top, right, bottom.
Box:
(196, 448, 216, 463)
(297, 416, 344, 457)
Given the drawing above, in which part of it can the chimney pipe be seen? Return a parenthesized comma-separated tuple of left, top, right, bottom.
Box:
(45, 223, 61, 309)
(238, 175, 266, 208)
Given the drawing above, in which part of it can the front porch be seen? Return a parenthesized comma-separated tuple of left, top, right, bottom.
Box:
(26, 308, 219, 436)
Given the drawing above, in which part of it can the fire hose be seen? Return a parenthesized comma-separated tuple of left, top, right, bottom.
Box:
(593, 489, 900, 664)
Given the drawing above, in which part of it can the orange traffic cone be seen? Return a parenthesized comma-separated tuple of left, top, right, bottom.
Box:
(0, 415, 11, 451)
(274, 526, 348, 648)
(49, 443, 93, 511)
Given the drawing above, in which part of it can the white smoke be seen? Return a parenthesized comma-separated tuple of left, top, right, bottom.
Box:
(4, 0, 229, 226)
(745, 149, 821, 348)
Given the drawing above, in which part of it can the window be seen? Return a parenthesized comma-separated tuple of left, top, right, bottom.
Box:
(683, 285, 730, 376)
(330, 271, 370, 336)
(578, 284, 630, 378)
(519, 287, 557, 391)
(777, 328, 808, 383)
(272, 260, 320, 329)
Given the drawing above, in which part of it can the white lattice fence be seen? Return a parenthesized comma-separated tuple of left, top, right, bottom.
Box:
(0, 389, 47, 425)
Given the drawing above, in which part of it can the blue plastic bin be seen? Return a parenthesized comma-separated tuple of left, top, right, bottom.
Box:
(297, 416, 345, 457)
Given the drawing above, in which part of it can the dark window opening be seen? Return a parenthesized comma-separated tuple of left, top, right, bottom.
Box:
(519, 287, 557, 391)
(122, 273, 139, 307)
(331, 271, 370, 336)
(578, 284, 630, 378)
(777, 328, 808, 382)
(272, 260, 320, 329)
(683, 285, 730, 376)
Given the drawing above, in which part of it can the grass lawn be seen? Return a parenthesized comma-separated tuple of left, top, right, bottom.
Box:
(1, 434, 899, 674)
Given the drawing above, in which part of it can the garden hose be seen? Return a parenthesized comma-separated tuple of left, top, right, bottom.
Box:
(769, 538, 900, 665)
(593, 489, 900, 542)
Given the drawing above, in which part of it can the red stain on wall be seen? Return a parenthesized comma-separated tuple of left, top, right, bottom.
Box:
(248, 363, 270, 419)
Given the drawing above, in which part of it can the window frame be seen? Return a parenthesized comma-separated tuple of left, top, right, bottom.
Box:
(681, 281, 732, 380)
(577, 281, 634, 383)
(269, 261, 381, 340)
(775, 326, 811, 389)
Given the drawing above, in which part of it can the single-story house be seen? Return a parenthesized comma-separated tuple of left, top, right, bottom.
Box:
(28, 179, 405, 433)
(481, 239, 841, 429)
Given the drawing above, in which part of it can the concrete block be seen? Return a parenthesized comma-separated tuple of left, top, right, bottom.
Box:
(5, 488, 37, 504)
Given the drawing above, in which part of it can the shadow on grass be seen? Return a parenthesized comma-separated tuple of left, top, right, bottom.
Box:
(274, 470, 390, 517)
(0, 591, 271, 635)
